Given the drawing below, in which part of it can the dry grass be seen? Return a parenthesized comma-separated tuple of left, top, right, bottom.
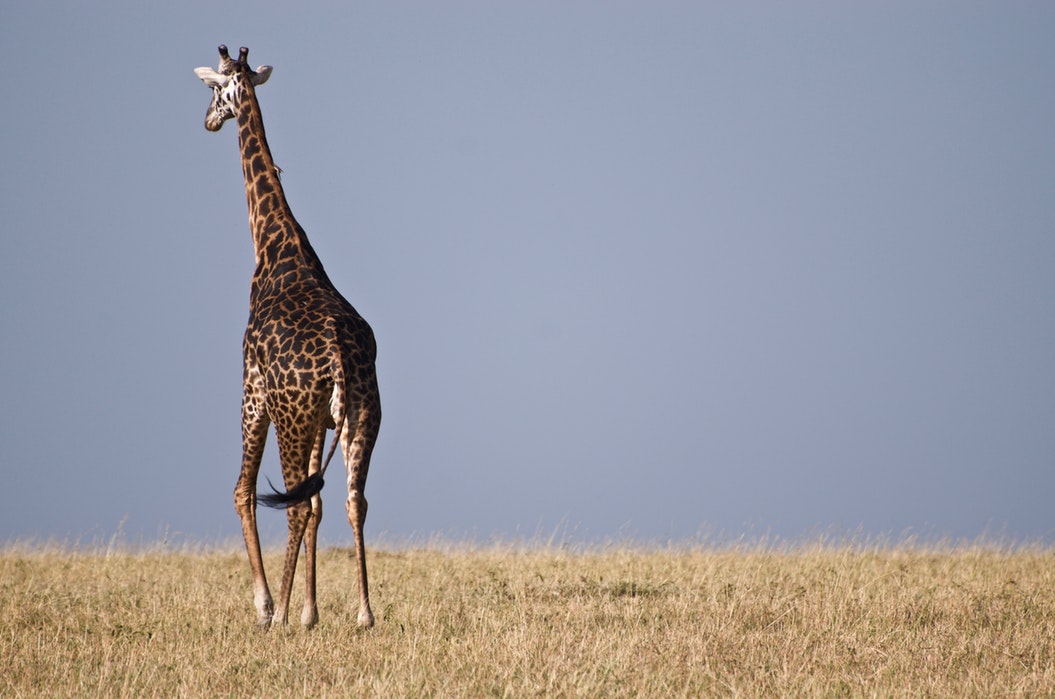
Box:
(2, 539, 1053, 697)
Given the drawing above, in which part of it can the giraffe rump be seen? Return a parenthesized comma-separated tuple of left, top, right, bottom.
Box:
(257, 328, 347, 511)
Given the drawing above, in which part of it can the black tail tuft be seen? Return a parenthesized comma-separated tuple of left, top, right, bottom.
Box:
(257, 473, 325, 509)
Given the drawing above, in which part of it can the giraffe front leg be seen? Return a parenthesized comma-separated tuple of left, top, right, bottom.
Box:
(301, 490, 322, 629)
(301, 428, 325, 629)
(270, 426, 319, 627)
(272, 499, 310, 627)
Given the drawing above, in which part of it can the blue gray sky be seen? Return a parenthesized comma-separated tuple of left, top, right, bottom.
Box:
(2, 2, 1053, 547)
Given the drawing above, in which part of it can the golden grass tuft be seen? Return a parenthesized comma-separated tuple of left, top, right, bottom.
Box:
(2, 540, 1053, 696)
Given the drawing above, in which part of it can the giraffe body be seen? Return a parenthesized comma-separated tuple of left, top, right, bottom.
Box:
(195, 46, 380, 629)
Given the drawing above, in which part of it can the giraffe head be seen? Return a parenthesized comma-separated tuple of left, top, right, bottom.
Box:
(194, 45, 273, 132)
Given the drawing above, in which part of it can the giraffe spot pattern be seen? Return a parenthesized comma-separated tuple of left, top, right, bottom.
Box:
(199, 44, 381, 629)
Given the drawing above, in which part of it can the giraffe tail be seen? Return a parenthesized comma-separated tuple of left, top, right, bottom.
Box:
(258, 423, 341, 508)
(257, 320, 347, 510)
(257, 473, 325, 508)
(256, 417, 341, 506)
(257, 426, 341, 508)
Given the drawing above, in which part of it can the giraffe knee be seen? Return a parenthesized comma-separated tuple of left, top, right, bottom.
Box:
(346, 491, 367, 524)
(234, 483, 254, 516)
(286, 501, 312, 532)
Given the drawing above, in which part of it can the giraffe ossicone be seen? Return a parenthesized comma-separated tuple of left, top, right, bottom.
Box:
(194, 44, 382, 630)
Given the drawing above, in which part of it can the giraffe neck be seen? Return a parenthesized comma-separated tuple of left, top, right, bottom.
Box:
(235, 84, 328, 286)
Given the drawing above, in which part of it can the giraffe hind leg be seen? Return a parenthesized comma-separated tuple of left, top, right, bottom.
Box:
(342, 401, 380, 629)
(347, 488, 373, 628)
(235, 403, 274, 628)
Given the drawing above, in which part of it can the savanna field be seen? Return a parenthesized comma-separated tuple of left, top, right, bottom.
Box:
(2, 540, 1053, 697)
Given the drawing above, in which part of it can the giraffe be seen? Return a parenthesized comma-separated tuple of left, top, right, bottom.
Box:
(194, 45, 381, 629)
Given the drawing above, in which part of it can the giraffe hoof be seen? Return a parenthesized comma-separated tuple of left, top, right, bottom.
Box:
(358, 608, 375, 629)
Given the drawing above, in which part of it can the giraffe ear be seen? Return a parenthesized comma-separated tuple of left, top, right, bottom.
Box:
(194, 66, 228, 88)
(252, 65, 273, 86)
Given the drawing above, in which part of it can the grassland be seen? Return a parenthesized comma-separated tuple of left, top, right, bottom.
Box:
(2, 539, 1053, 697)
